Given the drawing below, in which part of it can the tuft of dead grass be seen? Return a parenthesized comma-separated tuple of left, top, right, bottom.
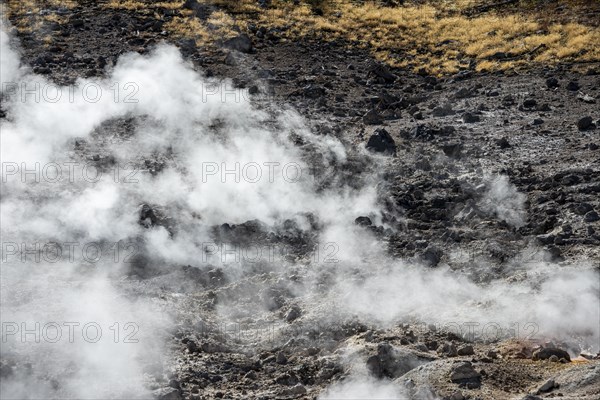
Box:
(106, 0, 147, 11)
(164, 15, 210, 46)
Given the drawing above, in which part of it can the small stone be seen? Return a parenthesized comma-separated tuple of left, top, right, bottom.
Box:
(276, 352, 288, 365)
(450, 362, 481, 388)
(502, 95, 515, 106)
(578, 116, 595, 131)
(369, 62, 397, 83)
(302, 84, 326, 99)
(420, 246, 442, 267)
(561, 174, 581, 186)
(584, 211, 600, 223)
(537, 379, 556, 393)
(566, 81, 580, 91)
(432, 103, 454, 117)
(274, 372, 299, 386)
(457, 345, 474, 356)
(153, 387, 181, 400)
(186, 340, 199, 353)
(577, 92, 596, 103)
(177, 38, 197, 54)
(355, 216, 373, 226)
(223, 34, 253, 53)
(441, 142, 463, 158)
(286, 384, 307, 395)
(415, 343, 429, 352)
(306, 347, 320, 356)
(538, 103, 552, 111)
(486, 350, 498, 359)
(438, 342, 458, 357)
(454, 87, 473, 99)
(536, 233, 555, 245)
(244, 371, 257, 380)
(546, 77, 559, 89)
(447, 391, 466, 400)
(224, 52, 236, 65)
(70, 19, 84, 28)
(496, 137, 511, 149)
(366, 128, 396, 155)
(285, 306, 301, 322)
(462, 112, 480, 123)
(363, 109, 384, 125)
(532, 347, 571, 362)
(426, 340, 438, 350)
(573, 203, 593, 215)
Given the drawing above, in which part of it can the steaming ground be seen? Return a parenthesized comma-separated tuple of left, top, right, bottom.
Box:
(0, 23, 378, 398)
(2, 9, 600, 400)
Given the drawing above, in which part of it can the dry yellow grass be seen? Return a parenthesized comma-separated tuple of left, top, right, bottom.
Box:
(48, 0, 77, 8)
(241, 0, 600, 74)
(106, 0, 147, 11)
(206, 10, 239, 40)
(3, 0, 69, 47)
(164, 16, 211, 46)
(5, 0, 599, 75)
(182, 0, 598, 74)
(4, 0, 43, 32)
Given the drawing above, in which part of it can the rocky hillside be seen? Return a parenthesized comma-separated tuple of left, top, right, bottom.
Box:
(1, 1, 599, 400)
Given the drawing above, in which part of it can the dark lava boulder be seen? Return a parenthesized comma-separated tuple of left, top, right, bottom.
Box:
(441, 142, 463, 158)
(366, 343, 433, 379)
(355, 216, 373, 226)
(546, 77, 559, 89)
(213, 219, 268, 245)
(449, 361, 481, 389)
(302, 84, 326, 99)
(139, 204, 158, 227)
(577, 116, 595, 131)
(153, 387, 181, 400)
(363, 109, 384, 125)
(584, 211, 600, 223)
(368, 62, 397, 83)
(366, 128, 397, 155)
(462, 112, 480, 123)
(419, 246, 443, 267)
(532, 347, 571, 362)
(567, 81, 580, 91)
(223, 34, 253, 53)
(285, 306, 301, 322)
(496, 137, 511, 149)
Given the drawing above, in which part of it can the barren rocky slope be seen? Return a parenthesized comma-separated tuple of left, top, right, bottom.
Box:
(1, 1, 599, 400)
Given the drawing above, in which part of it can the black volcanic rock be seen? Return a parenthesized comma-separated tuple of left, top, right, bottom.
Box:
(532, 347, 571, 362)
(366, 128, 397, 155)
(546, 77, 559, 88)
(450, 362, 481, 388)
(223, 34, 253, 54)
(577, 116, 594, 131)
